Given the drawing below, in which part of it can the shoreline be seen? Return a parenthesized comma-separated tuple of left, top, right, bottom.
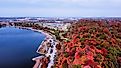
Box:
(15, 26, 58, 68)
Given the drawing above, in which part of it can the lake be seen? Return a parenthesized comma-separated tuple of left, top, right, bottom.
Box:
(0, 27, 46, 68)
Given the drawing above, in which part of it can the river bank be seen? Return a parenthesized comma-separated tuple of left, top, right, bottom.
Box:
(15, 26, 58, 68)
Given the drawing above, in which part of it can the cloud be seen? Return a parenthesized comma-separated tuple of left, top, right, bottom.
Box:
(0, 0, 121, 7)
(0, 7, 121, 17)
(1, 0, 121, 8)
(1, 0, 121, 4)
(0, 0, 121, 16)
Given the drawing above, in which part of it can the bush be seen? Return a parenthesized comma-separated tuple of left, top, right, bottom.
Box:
(80, 38, 85, 42)
(96, 45, 102, 49)
(99, 34, 106, 39)
(64, 52, 69, 58)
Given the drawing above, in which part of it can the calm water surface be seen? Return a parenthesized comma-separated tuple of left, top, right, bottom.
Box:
(0, 27, 46, 68)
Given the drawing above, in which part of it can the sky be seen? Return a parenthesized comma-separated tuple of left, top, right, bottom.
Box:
(0, 0, 121, 17)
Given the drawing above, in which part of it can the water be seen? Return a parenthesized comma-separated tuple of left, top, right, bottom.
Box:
(0, 27, 46, 68)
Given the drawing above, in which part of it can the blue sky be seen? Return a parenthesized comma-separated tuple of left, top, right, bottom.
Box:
(0, 0, 121, 17)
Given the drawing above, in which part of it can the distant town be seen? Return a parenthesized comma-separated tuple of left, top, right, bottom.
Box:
(0, 17, 78, 30)
(1, 17, 121, 30)
(0, 17, 121, 68)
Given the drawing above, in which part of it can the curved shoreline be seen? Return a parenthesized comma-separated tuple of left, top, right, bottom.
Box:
(16, 26, 58, 68)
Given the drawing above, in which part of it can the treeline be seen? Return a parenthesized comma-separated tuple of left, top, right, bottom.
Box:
(13, 22, 63, 40)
